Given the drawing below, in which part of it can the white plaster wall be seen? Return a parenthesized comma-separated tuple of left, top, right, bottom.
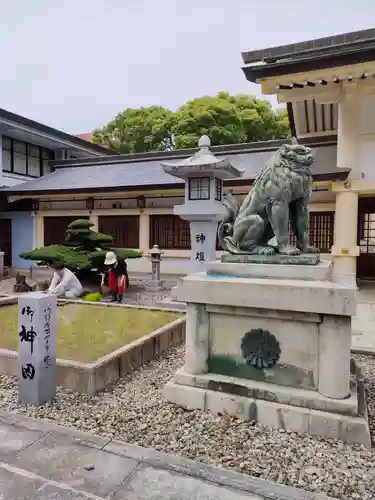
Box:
(358, 95, 375, 180)
(359, 95, 375, 135)
(39, 191, 333, 213)
(358, 140, 375, 180)
(40, 195, 185, 211)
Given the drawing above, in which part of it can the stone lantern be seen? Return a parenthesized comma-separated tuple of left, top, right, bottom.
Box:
(147, 244, 163, 292)
(161, 136, 243, 272)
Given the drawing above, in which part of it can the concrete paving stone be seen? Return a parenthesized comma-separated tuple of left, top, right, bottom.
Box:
(0, 411, 111, 450)
(104, 440, 332, 500)
(0, 466, 44, 499)
(0, 421, 42, 460)
(357, 289, 375, 304)
(31, 483, 94, 499)
(5, 431, 138, 497)
(109, 465, 263, 500)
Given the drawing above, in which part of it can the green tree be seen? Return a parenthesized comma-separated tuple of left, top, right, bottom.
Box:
(92, 106, 174, 153)
(20, 219, 141, 276)
(172, 92, 290, 149)
(92, 93, 290, 153)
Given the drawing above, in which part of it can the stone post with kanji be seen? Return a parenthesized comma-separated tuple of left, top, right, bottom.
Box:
(161, 136, 243, 273)
(18, 292, 57, 405)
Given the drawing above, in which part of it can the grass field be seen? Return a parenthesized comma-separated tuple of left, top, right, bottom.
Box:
(0, 304, 180, 362)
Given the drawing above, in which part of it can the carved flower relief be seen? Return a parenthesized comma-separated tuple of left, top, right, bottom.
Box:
(240, 329, 281, 369)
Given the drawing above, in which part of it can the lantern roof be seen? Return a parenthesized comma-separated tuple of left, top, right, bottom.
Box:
(161, 136, 244, 180)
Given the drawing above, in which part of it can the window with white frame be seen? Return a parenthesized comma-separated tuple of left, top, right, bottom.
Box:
(13, 140, 27, 175)
(27, 145, 41, 177)
(2, 137, 11, 172)
(1, 136, 54, 177)
(42, 149, 54, 174)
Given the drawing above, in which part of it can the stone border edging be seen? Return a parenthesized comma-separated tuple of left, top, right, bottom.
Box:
(0, 410, 333, 500)
(0, 295, 17, 305)
(57, 297, 182, 313)
(351, 345, 375, 356)
(0, 299, 185, 394)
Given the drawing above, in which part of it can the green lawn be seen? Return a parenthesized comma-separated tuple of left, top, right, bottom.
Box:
(0, 304, 180, 362)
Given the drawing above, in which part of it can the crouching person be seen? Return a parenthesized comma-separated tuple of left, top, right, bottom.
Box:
(102, 251, 128, 303)
(48, 262, 83, 298)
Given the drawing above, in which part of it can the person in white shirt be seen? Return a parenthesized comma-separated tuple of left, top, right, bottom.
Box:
(48, 262, 83, 298)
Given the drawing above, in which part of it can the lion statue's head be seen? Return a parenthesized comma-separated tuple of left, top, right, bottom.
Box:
(275, 139, 315, 173)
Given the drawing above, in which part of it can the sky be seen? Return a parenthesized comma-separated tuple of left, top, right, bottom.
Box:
(1, 0, 375, 134)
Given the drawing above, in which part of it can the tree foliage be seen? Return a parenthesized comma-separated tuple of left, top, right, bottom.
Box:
(20, 219, 142, 274)
(92, 93, 290, 153)
(172, 93, 290, 148)
(92, 106, 174, 153)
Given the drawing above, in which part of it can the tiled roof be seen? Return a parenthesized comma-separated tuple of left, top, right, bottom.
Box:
(242, 28, 375, 65)
(76, 133, 93, 143)
(0, 108, 115, 155)
(4, 143, 346, 195)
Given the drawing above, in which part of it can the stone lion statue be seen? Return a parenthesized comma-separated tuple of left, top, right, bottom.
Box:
(218, 139, 319, 256)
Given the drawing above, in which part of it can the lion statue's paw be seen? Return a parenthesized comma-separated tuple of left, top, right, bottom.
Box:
(252, 246, 276, 256)
(278, 244, 301, 256)
(298, 244, 319, 254)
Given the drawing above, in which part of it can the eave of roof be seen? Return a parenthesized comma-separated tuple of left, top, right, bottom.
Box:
(0, 108, 116, 156)
(3, 169, 350, 197)
(242, 45, 375, 82)
(3, 137, 349, 197)
(49, 139, 288, 168)
(49, 136, 336, 169)
(242, 28, 375, 64)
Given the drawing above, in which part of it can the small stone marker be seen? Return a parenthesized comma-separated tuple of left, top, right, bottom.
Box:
(18, 292, 57, 405)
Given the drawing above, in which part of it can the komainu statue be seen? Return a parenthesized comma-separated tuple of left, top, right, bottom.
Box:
(218, 140, 319, 256)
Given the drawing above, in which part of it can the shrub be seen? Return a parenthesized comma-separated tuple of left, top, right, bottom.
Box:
(65, 219, 113, 249)
(20, 245, 90, 269)
(20, 218, 142, 274)
(68, 219, 93, 229)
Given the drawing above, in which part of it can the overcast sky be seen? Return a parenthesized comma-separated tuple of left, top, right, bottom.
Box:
(1, 0, 374, 134)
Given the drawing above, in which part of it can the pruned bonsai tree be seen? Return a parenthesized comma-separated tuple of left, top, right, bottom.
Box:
(20, 219, 142, 281)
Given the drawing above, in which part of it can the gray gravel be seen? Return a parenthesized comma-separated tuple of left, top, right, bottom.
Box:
(0, 347, 374, 499)
(121, 278, 176, 306)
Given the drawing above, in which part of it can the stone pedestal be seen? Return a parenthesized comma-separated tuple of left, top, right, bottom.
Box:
(18, 292, 57, 405)
(186, 220, 221, 273)
(164, 260, 371, 446)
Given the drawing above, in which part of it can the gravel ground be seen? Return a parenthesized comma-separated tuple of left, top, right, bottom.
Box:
(0, 347, 374, 499)
(121, 278, 176, 306)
